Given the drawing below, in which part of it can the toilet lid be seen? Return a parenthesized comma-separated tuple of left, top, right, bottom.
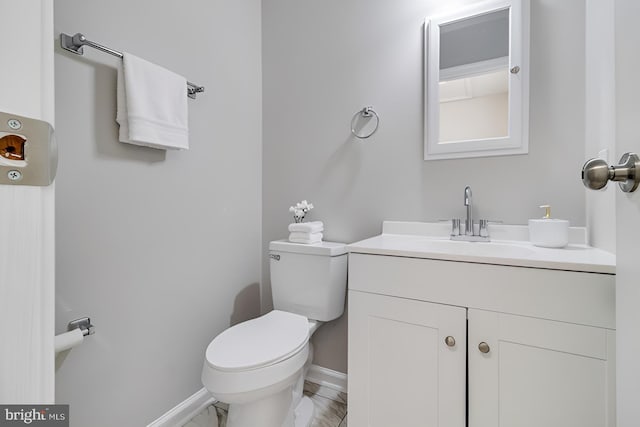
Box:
(205, 310, 309, 372)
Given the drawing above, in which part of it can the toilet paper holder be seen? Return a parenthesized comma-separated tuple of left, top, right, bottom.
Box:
(55, 317, 95, 355)
(67, 317, 95, 337)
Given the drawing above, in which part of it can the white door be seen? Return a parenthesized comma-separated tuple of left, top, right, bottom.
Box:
(614, 0, 640, 423)
(0, 0, 55, 403)
(348, 290, 467, 427)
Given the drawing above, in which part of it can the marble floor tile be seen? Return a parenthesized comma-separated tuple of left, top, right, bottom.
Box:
(303, 381, 348, 405)
(183, 404, 219, 427)
(213, 402, 228, 427)
(303, 392, 347, 427)
(184, 381, 347, 427)
(214, 401, 229, 412)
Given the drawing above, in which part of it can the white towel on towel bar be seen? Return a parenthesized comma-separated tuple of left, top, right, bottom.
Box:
(116, 53, 189, 150)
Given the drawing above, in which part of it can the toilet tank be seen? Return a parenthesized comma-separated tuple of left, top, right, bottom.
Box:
(269, 240, 347, 322)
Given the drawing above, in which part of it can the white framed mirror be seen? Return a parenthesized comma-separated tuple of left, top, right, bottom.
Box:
(425, 0, 530, 160)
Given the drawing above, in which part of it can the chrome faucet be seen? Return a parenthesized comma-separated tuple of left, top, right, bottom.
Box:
(464, 186, 473, 235)
(450, 185, 491, 242)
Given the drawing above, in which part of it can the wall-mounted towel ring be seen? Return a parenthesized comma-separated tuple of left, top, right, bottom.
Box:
(351, 106, 379, 139)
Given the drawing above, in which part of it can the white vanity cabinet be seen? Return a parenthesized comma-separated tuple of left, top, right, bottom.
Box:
(349, 291, 467, 427)
(468, 309, 615, 427)
(347, 248, 616, 427)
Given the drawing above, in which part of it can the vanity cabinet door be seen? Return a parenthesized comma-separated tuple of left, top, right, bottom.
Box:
(468, 309, 616, 427)
(348, 290, 467, 427)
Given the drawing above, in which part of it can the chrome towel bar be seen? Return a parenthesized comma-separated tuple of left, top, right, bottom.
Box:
(60, 32, 205, 99)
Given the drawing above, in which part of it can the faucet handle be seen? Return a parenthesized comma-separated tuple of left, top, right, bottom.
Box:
(478, 219, 502, 237)
(451, 218, 461, 236)
(478, 219, 490, 237)
(438, 218, 462, 236)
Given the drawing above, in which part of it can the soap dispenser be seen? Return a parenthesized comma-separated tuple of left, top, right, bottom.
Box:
(528, 205, 569, 248)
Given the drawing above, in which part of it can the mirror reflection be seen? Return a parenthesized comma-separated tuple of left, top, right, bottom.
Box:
(438, 9, 510, 143)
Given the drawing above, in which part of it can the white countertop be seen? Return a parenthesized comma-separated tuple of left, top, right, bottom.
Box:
(347, 221, 616, 274)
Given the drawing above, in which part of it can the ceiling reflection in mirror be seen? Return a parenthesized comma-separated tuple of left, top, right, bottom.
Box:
(438, 9, 510, 143)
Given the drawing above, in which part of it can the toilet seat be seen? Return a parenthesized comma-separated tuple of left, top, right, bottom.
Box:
(205, 310, 309, 372)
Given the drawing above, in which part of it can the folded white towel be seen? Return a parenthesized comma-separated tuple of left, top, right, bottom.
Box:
(288, 221, 324, 233)
(289, 232, 323, 244)
(117, 53, 189, 150)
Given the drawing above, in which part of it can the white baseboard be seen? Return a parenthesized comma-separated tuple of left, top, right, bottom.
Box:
(147, 388, 215, 427)
(306, 364, 347, 393)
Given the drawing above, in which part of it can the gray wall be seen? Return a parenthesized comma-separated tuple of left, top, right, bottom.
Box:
(54, 1, 262, 426)
(263, 0, 586, 373)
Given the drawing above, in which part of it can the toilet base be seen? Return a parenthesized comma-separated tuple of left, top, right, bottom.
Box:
(224, 380, 315, 427)
(294, 396, 314, 427)
(227, 384, 295, 427)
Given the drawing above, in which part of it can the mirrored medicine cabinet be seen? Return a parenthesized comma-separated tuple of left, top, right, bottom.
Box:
(424, 0, 530, 160)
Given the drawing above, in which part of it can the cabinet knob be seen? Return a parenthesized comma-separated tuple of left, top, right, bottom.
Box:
(444, 336, 456, 347)
(478, 342, 491, 354)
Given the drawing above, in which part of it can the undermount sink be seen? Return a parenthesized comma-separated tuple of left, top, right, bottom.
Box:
(346, 221, 616, 274)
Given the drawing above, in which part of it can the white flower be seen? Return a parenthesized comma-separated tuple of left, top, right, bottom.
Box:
(288, 199, 315, 223)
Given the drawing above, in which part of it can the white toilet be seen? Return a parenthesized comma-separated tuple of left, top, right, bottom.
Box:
(201, 240, 348, 427)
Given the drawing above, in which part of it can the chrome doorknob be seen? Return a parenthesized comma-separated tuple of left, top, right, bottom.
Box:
(581, 158, 610, 190)
(444, 336, 456, 347)
(582, 152, 640, 193)
(478, 342, 491, 354)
